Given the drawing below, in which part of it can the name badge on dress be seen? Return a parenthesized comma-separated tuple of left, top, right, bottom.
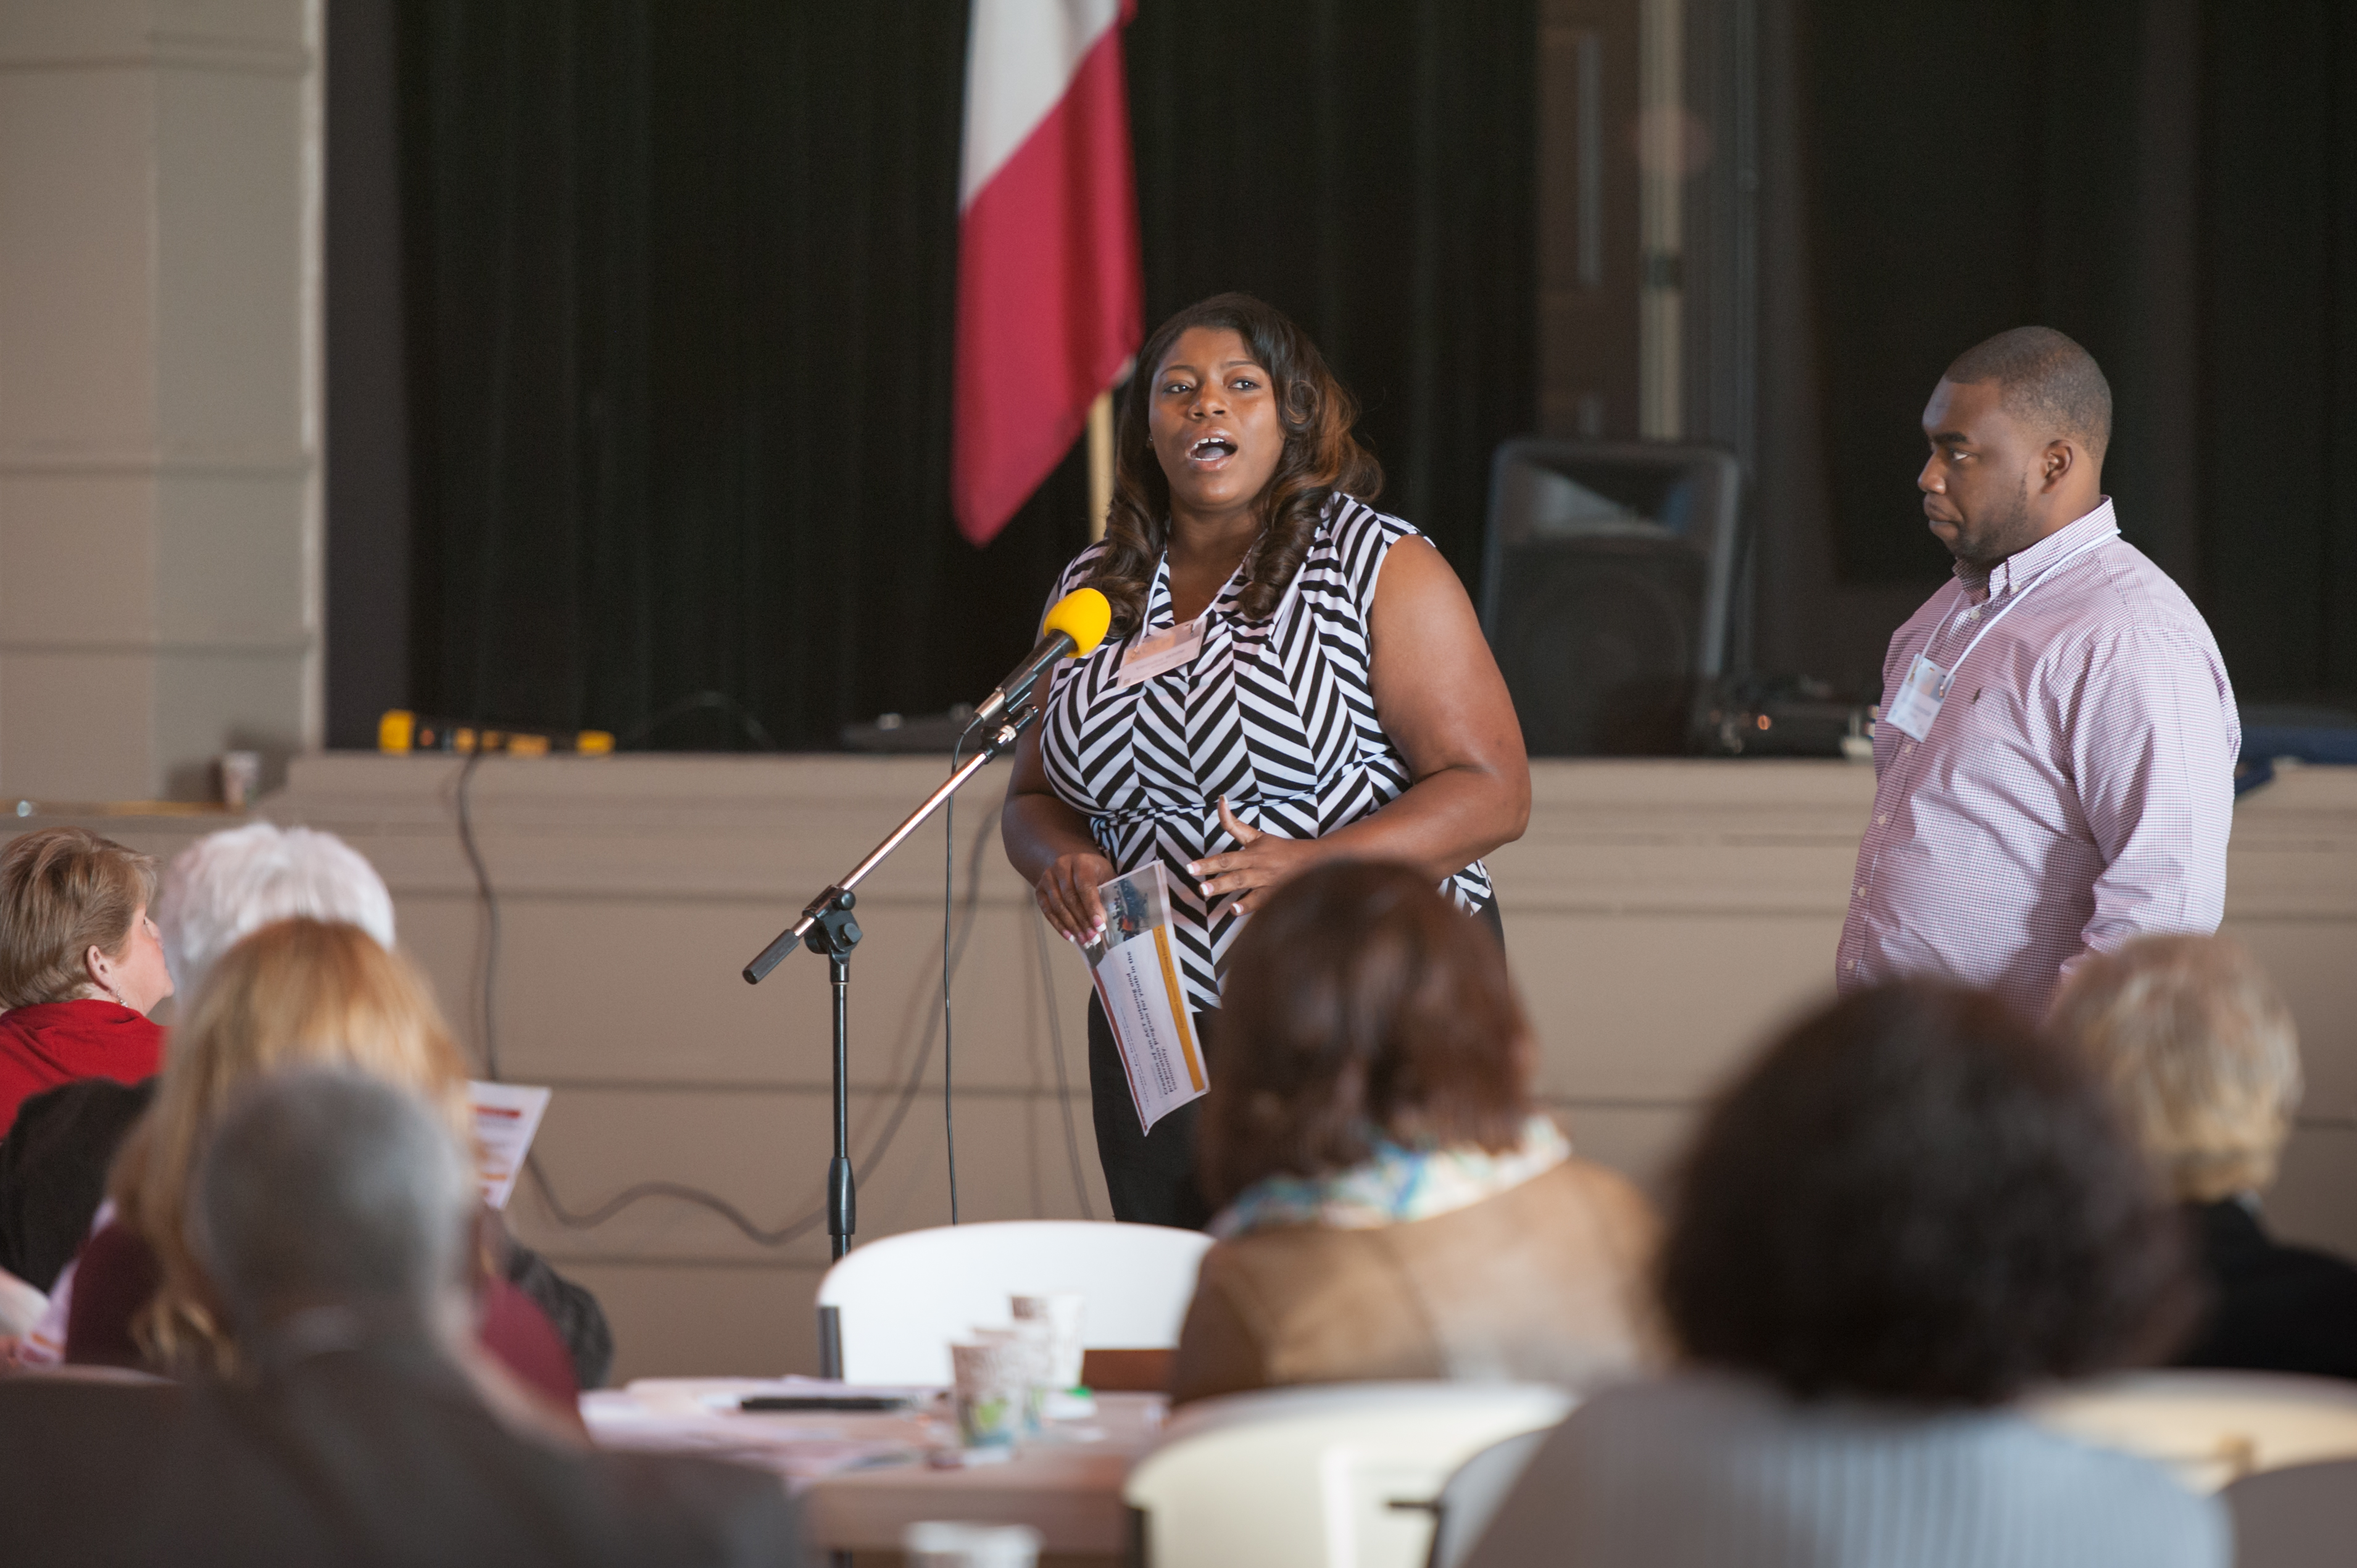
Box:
(1118, 617, 1206, 688)
(1884, 652, 1947, 742)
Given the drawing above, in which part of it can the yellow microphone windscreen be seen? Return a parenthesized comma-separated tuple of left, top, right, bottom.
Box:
(1042, 587, 1113, 657)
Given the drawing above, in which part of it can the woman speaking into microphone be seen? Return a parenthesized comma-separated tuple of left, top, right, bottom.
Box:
(1002, 293, 1531, 1227)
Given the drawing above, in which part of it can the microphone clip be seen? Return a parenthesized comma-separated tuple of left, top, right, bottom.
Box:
(962, 702, 1041, 759)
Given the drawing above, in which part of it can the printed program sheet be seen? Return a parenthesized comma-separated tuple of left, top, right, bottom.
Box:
(1082, 861, 1208, 1134)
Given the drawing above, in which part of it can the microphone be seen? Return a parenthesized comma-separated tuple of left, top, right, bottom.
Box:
(973, 588, 1113, 726)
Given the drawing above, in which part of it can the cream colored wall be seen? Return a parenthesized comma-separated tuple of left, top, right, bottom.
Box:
(25, 753, 2354, 1384)
(0, 0, 321, 803)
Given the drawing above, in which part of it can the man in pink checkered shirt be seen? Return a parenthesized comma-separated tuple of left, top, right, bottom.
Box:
(1837, 327, 2240, 1019)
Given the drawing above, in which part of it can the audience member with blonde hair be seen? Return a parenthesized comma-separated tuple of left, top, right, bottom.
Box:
(5, 821, 396, 1294)
(1170, 860, 1658, 1404)
(2056, 933, 2357, 1379)
(60, 918, 584, 1411)
(6, 821, 610, 1382)
(0, 827, 172, 1139)
(0, 1069, 804, 1566)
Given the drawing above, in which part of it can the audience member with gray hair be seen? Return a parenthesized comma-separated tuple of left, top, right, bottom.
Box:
(156, 821, 398, 998)
(7, 823, 612, 1387)
(193, 1066, 478, 1345)
(0, 1068, 805, 1567)
(0, 821, 393, 1294)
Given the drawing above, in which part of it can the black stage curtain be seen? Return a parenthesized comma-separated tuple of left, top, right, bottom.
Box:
(396, 1, 1535, 749)
(1787, 0, 2357, 703)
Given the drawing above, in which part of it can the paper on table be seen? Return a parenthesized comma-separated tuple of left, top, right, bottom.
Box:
(688, 1375, 946, 1404)
(1081, 862, 1208, 1134)
(468, 1081, 551, 1210)
(583, 1389, 920, 1482)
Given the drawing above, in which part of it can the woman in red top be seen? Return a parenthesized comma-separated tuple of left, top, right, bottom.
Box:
(0, 827, 172, 1139)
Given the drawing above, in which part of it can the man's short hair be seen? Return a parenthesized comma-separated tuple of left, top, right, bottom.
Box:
(0, 827, 158, 1008)
(156, 824, 396, 1000)
(2053, 934, 2302, 1202)
(1659, 981, 2190, 1405)
(192, 1066, 475, 1327)
(1944, 325, 2113, 460)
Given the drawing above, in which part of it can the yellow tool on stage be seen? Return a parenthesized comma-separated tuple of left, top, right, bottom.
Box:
(377, 711, 615, 758)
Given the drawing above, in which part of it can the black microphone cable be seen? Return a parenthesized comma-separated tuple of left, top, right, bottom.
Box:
(1032, 899, 1096, 1219)
(944, 726, 967, 1225)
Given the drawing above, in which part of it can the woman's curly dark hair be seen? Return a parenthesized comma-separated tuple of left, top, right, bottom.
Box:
(1660, 981, 2197, 1406)
(1084, 293, 1382, 637)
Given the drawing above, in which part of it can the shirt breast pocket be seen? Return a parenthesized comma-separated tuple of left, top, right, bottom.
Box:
(1957, 674, 2036, 761)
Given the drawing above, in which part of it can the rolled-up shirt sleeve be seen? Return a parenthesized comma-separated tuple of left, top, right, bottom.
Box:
(2063, 624, 2239, 977)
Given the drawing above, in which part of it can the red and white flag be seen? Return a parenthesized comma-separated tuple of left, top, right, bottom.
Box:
(952, 0, 1144, 547)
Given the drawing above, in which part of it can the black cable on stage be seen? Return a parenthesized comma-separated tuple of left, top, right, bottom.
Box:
(1032, 903, 1095, 1219)
(454, 747, 502, 1082)
(459, 745, 814, 1241)
(844, 800, 997, 1203)
(944, 728, 968, 1226)
(620, 690, 779, 752)
(532, 1166, 829, 1244)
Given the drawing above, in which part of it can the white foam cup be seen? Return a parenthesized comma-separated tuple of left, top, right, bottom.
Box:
(1010, 1293, 1086, 1390)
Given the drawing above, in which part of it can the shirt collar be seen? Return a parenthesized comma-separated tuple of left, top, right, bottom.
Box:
(1956, 497, 2118, 600)
(1146, 534, 1250, 631)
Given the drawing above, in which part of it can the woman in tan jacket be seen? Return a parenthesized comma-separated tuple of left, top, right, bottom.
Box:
(1169, 860, 1658, 1404)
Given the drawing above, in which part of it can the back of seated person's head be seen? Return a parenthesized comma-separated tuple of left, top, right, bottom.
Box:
(192, 1066, 475, 1349)
(0, 825, 159, 1008)
(1199, 860, 1530, 1209)
(2052, 935, 2300, 1203)
(114, 918, 471, 1371)
(156, 823, 396, 1000)
(1660, 982, 2192, 1406)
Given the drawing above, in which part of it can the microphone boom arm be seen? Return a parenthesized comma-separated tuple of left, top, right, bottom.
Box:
(739, 702, 1042, 1285)
(742, 704, 1040, 984)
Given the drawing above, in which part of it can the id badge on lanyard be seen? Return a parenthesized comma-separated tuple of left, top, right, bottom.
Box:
(1885, 653, 1948, 741)
(1118, 616, 1207, 688)
(1884, 525, 2119, 744)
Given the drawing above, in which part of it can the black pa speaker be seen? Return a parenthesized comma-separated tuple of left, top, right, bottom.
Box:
(1478, 440, 1742, 757)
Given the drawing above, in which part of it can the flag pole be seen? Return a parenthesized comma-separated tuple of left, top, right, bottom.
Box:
(1086, 388, 1115, 543)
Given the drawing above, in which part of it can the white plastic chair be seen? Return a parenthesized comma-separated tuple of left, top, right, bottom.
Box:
(1423, 1426, 1552, 1568)
(813, 1219, 1212, 1385)
(2026, 1370, 2357, 1493)
(1123, 1381, 1576, 1568)
(2222, 1456, 2357, 1567)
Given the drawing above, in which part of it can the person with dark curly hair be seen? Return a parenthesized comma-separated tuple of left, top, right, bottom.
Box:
(1002, 293, 1529, 1226)
(1169, 862, 1658, 1404)
(1463, 982, 2226, 1568)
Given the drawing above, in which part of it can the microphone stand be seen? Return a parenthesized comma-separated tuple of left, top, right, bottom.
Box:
(741, 704, 1041, 1317)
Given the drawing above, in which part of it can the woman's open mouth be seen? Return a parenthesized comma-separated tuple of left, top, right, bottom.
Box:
(1187, 433, 1239, 470)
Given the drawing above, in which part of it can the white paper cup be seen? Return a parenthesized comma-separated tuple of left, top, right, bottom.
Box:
(905, 1520, 1042, 1568)
(949, 1340, 1025, 1449)
(1010, 1292, 1086, 1390)
(217, 751, 262, 810)
(972, 1322, 1052, 1432)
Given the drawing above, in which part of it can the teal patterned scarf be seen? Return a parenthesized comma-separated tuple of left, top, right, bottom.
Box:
(1210, 1113, 1571, 1240)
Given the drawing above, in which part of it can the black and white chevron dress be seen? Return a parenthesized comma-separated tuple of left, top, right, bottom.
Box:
(1037, 496, 1495, 1015)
